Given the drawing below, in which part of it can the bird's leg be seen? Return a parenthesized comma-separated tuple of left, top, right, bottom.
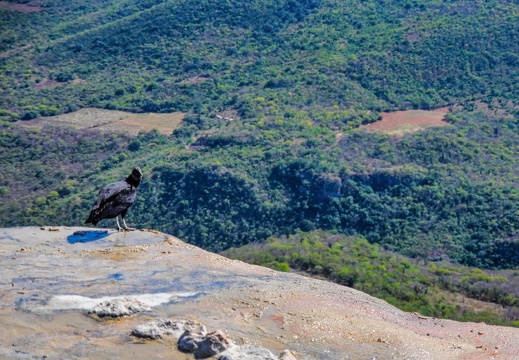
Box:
(115, 216, 123, 231)
(121, 217, 136, 231)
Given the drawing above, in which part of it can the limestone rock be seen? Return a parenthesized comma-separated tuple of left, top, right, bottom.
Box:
(178, 330, 206, 353)
(88, 297, 151, 317)
(195, 330, 233, 358)
(4, 227, 519, 360)
(131, 319, 206, 340)
(218, 344, 278, 360)
(179, 329, 233, 358)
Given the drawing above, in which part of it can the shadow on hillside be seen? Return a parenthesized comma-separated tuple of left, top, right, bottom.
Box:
(67, 230, 110, 244)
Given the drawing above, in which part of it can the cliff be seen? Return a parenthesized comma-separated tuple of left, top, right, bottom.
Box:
(0, 227, 517, 359)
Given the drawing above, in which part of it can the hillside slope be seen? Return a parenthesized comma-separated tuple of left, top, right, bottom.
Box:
(2, 1, 519, 270)
(2, 109, 519, 269)
(2, 0, 519, 120)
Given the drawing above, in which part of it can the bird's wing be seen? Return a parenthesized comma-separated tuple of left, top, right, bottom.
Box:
(92, 180, 130, 210)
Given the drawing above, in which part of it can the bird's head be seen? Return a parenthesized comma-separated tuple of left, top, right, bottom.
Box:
(131, 167, 143, 182)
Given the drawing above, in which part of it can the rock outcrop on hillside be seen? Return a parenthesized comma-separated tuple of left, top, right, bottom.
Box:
(1, 227, 518, 359)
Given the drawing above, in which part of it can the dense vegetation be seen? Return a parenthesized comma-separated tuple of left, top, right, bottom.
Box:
(2, 108, 519, 270)
(223, 230, 519, 327)
(2, 0, 519, 121)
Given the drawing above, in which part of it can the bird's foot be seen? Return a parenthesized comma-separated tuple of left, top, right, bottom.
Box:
(121, 218, 135, 231)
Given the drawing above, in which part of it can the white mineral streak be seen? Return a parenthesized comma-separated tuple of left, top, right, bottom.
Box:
(48, 292, 199, 310)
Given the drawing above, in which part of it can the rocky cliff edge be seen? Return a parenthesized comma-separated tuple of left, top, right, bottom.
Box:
(1, 227, 518, 359)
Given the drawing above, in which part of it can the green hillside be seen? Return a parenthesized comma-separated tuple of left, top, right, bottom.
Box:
(2, 0, 519, 120)
(1, 0, 519, 272)
(2, 109, 519, 270)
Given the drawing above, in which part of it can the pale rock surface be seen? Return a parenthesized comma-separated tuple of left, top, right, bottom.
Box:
(1, 227, 519, 360)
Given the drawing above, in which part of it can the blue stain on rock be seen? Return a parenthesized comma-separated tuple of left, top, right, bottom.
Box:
(67, 230, 110, 244)
(108, 273, 125, 281)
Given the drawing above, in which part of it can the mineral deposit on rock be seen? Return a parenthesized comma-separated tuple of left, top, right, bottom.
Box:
(89, 297, 151, 317)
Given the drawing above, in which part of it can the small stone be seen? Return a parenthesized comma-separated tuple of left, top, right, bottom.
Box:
(40, 226, 60, 231)
(178, 329, 232, 358)
(194, 330, 233, 358)
(131, 322, 163, 340)
(178, 331, 205, 353)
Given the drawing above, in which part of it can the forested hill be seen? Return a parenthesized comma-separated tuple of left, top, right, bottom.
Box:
(3, 109, 519, 270)
(2, 0, 519, 120)
(1, 1, 519, 271)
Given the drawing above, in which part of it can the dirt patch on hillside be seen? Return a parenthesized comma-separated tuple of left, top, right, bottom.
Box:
(0, 1, 44, 12)
(360, 107, 450, 135)
(30, 78, 86, 90)
(115, 112, 184, 135)
(17, 108, 184, 136)
(179, 76, 211, 85)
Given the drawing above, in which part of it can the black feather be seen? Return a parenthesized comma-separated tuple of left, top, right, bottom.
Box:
(85, 167, 143, 226)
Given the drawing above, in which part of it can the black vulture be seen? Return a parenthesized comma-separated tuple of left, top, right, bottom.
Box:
(85, 167, 143, 231)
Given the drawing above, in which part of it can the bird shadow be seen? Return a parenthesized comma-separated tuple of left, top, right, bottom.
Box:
(67, 230, 111, 244)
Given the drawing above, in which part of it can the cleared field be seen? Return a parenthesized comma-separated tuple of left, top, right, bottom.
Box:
(114, 112, 184, 135)
(18, 108, 184, 136)
(360, 107, 450, 135)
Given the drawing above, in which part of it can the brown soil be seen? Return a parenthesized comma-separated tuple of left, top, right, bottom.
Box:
(360, 107, 450, 135)
(30, 78, 86, 90)
(30, 78, 65, 90)
(116, 112, 184, 135)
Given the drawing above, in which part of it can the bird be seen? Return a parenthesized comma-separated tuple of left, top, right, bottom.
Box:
(85, 167, 143, 231)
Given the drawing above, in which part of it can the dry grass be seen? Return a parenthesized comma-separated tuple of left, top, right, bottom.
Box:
(359, 107, 450, 135)
(115, 112, 184, 135)
(17, 108, 185, 136)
